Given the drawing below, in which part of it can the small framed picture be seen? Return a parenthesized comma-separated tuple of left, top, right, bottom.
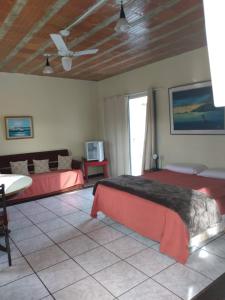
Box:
(5, 116, 34, 140)
(169, 81, 225, 135)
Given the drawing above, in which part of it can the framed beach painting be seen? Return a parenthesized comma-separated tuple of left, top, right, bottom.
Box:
(5, 116, 34, 140)
(169, 81, 225, 135)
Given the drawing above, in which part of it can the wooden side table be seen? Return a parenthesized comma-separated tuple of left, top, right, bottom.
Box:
(83, 159, 109, 181)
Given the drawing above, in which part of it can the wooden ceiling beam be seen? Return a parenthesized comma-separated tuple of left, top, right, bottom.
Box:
(0, 0, 206, 80)
(3, 0, 100, 72)
(27, 0, 140, 74)
(90, 40, 204, 81)
(45, 0, 183, 72)
(7, 0, 108, 73)
(56, 0, 202, 76)
(0, 0, 70, 70)
(0, 0, 28, 39)
(14, 0, 116, 74)
(69, 7, 203, 76)
(53, 3, 201, 77)
(76, 26, 205, 80)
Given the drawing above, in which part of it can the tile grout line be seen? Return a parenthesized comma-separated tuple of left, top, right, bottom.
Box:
(96, 243, 182, 299)
(12, 196, 118, 298)
(184, 265, 213, 282)
(0, 238, 196, 298)
(7, 228, 219, 300)
(11, 194, 155, 298)
(5, 189, 225, 299)
(36, 229, 117, 298)
(48, 207, 225, 298)
(6, 200, 82, 297)
(4, 223, 88, 298)
(29, 197, 225, 264)
(5, 196, 199, 299)
(72, 229, 185, 299)
(0, 240, 55, 298)
(5, 199, 90, 297)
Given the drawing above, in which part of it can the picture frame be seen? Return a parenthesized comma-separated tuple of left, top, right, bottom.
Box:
(5, 116, 34, 140)
(169, 81, 225, 135)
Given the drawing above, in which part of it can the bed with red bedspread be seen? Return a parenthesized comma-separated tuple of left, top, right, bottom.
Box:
(91, 170, 225, 263)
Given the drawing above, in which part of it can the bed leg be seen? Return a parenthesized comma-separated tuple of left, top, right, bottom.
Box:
(91, 212, 97, 218)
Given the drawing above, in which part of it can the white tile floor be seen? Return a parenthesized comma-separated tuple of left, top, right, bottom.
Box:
(0, 187, 225, 299)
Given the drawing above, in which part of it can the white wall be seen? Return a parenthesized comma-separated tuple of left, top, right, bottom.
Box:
(97, 47, 225, 168)
(2, 48, 224, 169)
(0, 73, 98, 159)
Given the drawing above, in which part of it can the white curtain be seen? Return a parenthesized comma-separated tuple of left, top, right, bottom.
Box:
(142, 88, 156, 172)
(104, 95, 131, 177)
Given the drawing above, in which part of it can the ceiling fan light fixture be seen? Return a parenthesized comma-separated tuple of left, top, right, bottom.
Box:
(115, 1, 130, 33)
(43, 57, 53, 74)
(61, 56, 72, 71)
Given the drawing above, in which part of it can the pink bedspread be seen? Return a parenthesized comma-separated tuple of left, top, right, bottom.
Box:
(91, 170, 225, 263)
(12, 169, 84, 201)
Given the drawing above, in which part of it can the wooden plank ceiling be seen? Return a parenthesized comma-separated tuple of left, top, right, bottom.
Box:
(0, 0, 206, 81)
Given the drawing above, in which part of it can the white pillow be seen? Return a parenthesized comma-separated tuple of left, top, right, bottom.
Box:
(58, 155, 72, 170)
(10, 160, 29, 176)
(33, 159, 49, 174)
(164, 163, 207, 175)
(197, 168, 225, 179)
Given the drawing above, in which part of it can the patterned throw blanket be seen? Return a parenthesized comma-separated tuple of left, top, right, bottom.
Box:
(93, 175, 222, 237)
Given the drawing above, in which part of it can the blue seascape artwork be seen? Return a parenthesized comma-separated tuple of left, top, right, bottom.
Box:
(7, 117, 32, 138)
(171, 85, 225, 132)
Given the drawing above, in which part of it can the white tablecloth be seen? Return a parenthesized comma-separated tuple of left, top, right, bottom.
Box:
(0, 174, 32, 196)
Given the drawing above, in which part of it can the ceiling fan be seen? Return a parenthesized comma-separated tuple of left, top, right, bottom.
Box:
(43, 29, 99, 73)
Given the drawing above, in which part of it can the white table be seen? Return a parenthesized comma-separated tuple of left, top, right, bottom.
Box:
(0, 174, 32, 254)
(0, 174, 32, 197)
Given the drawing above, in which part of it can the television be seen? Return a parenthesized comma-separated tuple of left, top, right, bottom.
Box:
(85, 141, 104, 161)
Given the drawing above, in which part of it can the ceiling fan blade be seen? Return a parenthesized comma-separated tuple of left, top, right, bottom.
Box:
(71, 49, 99, 56)
(50, 33, 69, 54)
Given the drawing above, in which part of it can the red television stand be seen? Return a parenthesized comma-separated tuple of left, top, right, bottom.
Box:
(83, 159, 109, 181)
